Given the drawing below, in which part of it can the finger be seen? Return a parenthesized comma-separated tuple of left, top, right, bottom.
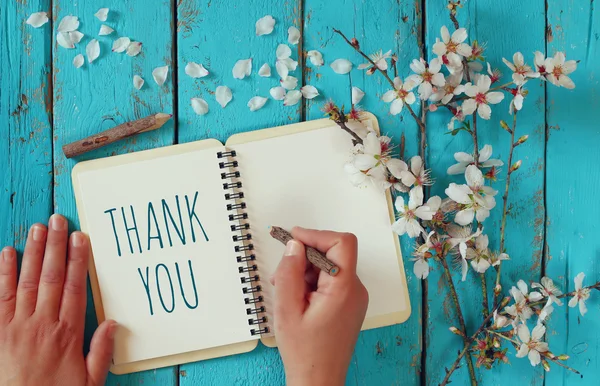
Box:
(0, 247, 18, 323)
(291, 227, 358, 276)
(86, 320, 117, 386)
(15, 223, 47, 317)
(59, 232, 90, 331)
(36, 214, 68, 319)
(272, 240, 307, 322)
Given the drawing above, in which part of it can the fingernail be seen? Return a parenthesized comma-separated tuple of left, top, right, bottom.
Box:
(284, 240, 301, 256)
(51, 215, 67, 231)
(108, 321, 119, 339)
(1, 247, 12, 262)
(32, 225, 45, 241)
(72, 232, 85, 247)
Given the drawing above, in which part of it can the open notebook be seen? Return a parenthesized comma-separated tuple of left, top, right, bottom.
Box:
(72, 113, 411, 374)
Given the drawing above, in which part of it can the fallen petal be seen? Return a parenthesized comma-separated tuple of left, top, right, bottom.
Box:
(232, 58, 252, 79)
(307, 50, 324, 66)
(69, 31, 84, 44)
(256, 15, 275, 36)
(112, 37, 130, 53)
(191, 98, 209, 115)
(276, 44, 292, 59)
(215, 86, 233, 108)
(73, 54, 84, 68)
(288, 26, 300, 45)
(275, 61, 289, 80)
(248, 96, 268, 111)
(284, 90, 302, 106)
(95, 8, 109, 22)
(352, 86, 365, 104)
(133, 75, 145, 90)
(301, 85, 319, 99)
(58, 15, 79, 32)
(280, 76, 298, 90)
(258, 63, 271, 77)
(153, 65, 169, 86)
(99, 25, 114, 36)
(331, 58, 352, 74)
(269, 86, 286, 100)
(56, 32, 74, 49)
(26, 12, 49, 28)
(86, 39, 100, 63)
(185, 62, 210, 78)
(126, 42, 142, 56)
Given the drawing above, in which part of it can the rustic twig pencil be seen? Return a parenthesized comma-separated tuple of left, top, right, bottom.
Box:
(269, 226, 340, 276)
(62, 113, 172, 158)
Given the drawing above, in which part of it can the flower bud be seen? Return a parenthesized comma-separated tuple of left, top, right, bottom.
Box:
(449, 326, 465, 337)
(351, 37, 360, 49)
(500, 120, 511, 133)
(510, 160, 522, 172)
(514, 135, 529, 146)
(557, 354, 570, 361)
(429, 104, 438, 112)
(494, 284, 502, 295)
(542, 359, 551, 372)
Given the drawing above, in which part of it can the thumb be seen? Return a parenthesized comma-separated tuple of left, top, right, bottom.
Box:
(86, 320, 117, 386)
(272, 240, 307, 321)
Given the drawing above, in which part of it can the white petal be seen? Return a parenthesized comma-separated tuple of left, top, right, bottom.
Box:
(414, 259, 430, 279)
(330, 59, 352, 74)
(440, 26, 451, 43)
(409, 187, 424, 208)
(528, 350, 541, 366)
(248, 96, 268, 111)
(191, 98, 209, 115)
(307, 50, 324, 66)
(574, 272, 585, 290)
(427, 196, 442, 212)
(486, 91, 505, 104)
(258, 63, 271, 77)
(126, 42, 142, 57)
(301, 85, 319, 99)
(86, 39, 100, 63)
(284, 90, 302, 106)
(215, 86, 232, 108)
(256, 15, 275, 36)
(455, 209, 475, 226)
(152, 65, 169, 86)
(382, 90, 397, 103)
(394, 195, 406, 212)
(185, 62, 210, 78)
(276, 44, 292, 59)
(352, 86, 365, 105)
(26, 12, 49, 28)
(56, 32, 74, 49)
(531, 324, 546, 341)
(280, 76, 298, 90)
(233, 59, 252, 79)
(479, 144, 493, 162)
(68, 31, 84, 44)
(465, 165, 483, 188)
(99, 25, 114, 36)
(391, 218, 408, 236)
(95, 8, 109, 22)
(386, 158, 408, 178)
(447, 163, 468, 175)
(579, 300, 588, 316)
(390, 98, 404, 115)
(58, 15, 79, 32)
(276, 61, 289, 80)
(288, 26, 300, 45)
(73, 54, 84, 68)
(516, 344, 530, 358)
(112, 37, 131, 53)
(477, 103, 492, 120)
(270, 86, 286, 101)
(133, 75, 144, 90)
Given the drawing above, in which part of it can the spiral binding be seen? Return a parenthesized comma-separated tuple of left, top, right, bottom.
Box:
(217, 149, 269, 336)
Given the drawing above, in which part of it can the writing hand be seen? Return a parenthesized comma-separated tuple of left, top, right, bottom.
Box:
(0, 214, 116, 386)
(272, 227, 369, 386)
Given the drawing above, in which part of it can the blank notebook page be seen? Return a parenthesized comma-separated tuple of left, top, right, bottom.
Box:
(230, 125, 407, 329)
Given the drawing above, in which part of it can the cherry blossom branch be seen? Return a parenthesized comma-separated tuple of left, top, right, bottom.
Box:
(480, 273, 489, 317)
(324, 104, 364, 146)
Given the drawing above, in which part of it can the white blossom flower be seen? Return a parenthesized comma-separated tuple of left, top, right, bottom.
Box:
(276, 44, 298, 80)
(344, 161, 388, 190)
(546, 52, 577, 89)
(493, 310, 511, 329)
(445, 165, 497, 225)
(445, 225, 483, 281)
(489, 251, 509, 267)
(307, 50, 324, 66)
(392, 188, 435, 238)
(486, 62, 502, 84)
(353, 132, 391, 175)
(516, 324, 549, 367)
(533, 51, 549, 79)
(248, 96, 268, 111)
(532, 277, 563, 306)
(26, 12, 49, 28)
(288, 26, 300, 45)
(502, 52, 539, 86)
(447, 145, 503, 175)
(509, 86, 526, 115)
(467, 234, 492, 273)
(407, 58, 446, 100)
(185, 62, 209, 78)
(505, 285, 534, 323)
(352, 86, 365, 105)
(430, 73, 465, 104)
(538, 297, 555, 324)
(398, 155, 432, 197)
(382, 77, 417, 115)
(233, 58, 252, 79)
(255, 15, 275, 36)
(357, 50, 392, 74)
(433, 26, 472, 70)
(447, 105, 465, 131)
(412, 231, 437, 279)
(517, 280, 544, 303)
(386, 158, 410, 193)
(330, 58, 353, 74)
(462, 75, 505, 120)
(568, 272, 590, 316)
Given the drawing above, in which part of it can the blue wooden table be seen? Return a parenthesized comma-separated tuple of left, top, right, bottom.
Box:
(1, 0, 598, 385)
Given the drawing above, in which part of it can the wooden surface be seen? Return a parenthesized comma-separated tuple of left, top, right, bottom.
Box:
(1, 0, 598, 385)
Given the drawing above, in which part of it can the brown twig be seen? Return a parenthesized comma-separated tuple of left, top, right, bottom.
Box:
(480, 273, 489, 318)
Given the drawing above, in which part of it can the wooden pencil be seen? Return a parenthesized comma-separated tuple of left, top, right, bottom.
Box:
(62, 113, 172, 158)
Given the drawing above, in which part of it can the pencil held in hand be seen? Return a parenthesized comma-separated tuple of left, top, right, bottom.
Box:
(269, 226, 340, 276)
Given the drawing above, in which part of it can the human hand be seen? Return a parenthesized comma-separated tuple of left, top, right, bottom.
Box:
(272, 228, 369, 386)
(0, 214, 116, 386)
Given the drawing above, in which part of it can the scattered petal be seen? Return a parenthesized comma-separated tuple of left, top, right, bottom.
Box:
(99, 25, 114, 36)
(280, 76, 298, 90)
(270, 86, 286, 100)
(248, 96, 268, 111)
(69, 31, 84, 44)
(256, 15, 275, 36)
(215, 86, 233, 108)
(56, 32, 74, 49)
(330, 59, 352, 74)
(284, 90, 302, 106)
(133, 75, 145, 90)
(73, 54, 84, 68)
(352, 86, 365, 104)
(275, 61, 289, 80)
(86, 39, 100, 63)
(185, 62, 209, 78)
(258, 63, 271, 77)
(126, 42, 142, 57)
(301, 85, 319, 99)
(288, 26, 300, 45)
(112, 37, 131, 53)
(153, 65, 169, 86)
(191, 98, 209, 115)
(307, 50, 324, 66)
(276, 44, 292, 59)
(26, 12, 49, 28)
(233, 58, 252, 79)
(58, 16, 79, 32)
(95, 8, 109, 22)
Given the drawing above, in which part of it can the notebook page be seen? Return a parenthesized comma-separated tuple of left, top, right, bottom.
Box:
(75, 146, 253, 365)
(230, 125, 408, 330)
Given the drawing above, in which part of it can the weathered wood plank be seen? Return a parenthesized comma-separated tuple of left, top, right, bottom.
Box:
(425, 1, 546, 384)
(51, 0, 177, 384)
(303, 0, 423, 385)
(546, 1, 600, 385)
(176, 0, 300, 384)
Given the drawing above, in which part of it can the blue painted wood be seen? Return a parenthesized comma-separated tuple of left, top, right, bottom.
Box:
(546, 1, 600, 385)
